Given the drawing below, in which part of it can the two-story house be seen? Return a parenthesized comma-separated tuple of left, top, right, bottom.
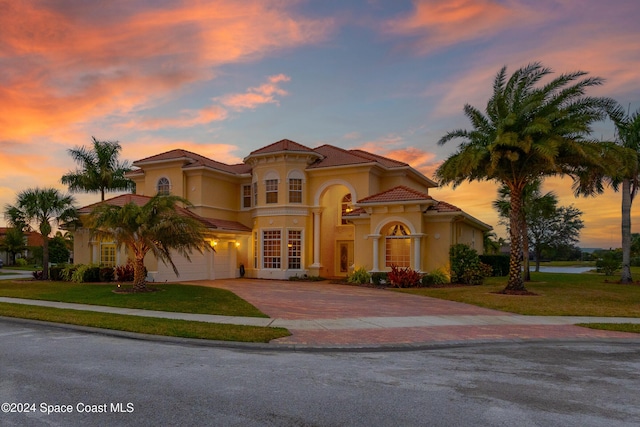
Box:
(74, 139, 491, 282)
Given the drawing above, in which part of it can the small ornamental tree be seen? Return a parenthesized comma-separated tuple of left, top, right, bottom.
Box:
(449, 244, 491, 285)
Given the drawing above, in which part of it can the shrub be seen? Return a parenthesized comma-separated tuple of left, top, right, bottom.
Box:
(421, 269, 449, 287)
(479, 255, 510, 277)
(115, 260, 136, 282)
(596, 251, 622, 276)
(99, 267, 115, 282)
(348, 267, 371, 284)
(371, 272, 389, 286)
(449, 244, 491, 285)
(388, 265, 422, 288)
(15, 258, 28, 267)
(61, 264, 76, 281)
(70, 264, 101, 283)
(49, 265, 66, 281)
(32, 270, 44, 280)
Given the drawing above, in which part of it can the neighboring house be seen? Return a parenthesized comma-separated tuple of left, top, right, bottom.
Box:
(74, 139, 491, 281)
(0, 228, 44, 265)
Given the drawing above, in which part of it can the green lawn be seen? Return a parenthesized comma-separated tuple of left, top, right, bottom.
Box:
(0, 280, 291, 342)
(0, 302, 289, 342)
(0, 280, 266, 317)
(398, 272, 640, 317)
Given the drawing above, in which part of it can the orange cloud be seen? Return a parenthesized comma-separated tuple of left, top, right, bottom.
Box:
(383, 0, 539, 55)
(217, 74, 291, 111)
(0, 1, 332, 141)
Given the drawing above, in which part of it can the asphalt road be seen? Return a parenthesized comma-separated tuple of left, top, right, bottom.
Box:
(1, 320, 639, 426)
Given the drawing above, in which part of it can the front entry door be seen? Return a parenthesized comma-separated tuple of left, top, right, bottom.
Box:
(336, 241, 354, 276)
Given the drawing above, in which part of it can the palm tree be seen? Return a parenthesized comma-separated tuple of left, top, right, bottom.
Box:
(3, 188, 77, 279)
(609, 106, 640, 283)
(87, 194, 209, 292)
(0, 227, 26, 266)
(61, 137, 135, 201)
(436, 62, 624, 293)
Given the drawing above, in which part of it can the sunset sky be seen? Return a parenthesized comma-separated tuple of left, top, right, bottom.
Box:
(1, 0, 639, 248)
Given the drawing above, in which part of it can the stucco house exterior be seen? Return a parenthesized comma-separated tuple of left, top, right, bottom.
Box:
(74, 139, 491, 282)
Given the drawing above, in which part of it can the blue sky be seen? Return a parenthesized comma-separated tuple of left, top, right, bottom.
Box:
(1, 0, 639, 247)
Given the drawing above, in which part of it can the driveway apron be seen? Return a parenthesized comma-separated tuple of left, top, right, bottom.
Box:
(190, 279, 639, 347)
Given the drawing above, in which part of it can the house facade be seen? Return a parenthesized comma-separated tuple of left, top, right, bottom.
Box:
(74, 139, 491, 282)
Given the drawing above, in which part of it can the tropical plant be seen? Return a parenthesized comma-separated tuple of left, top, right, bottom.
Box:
(87, 194, 208, 291)
(436, 62, 624, 292)
(0, 227, 26, 265)
(61, 136, 135, 201)
(608, 106, 640, 283)
(347, 266, 371, 284)
(3, 188, 77, 280)
(421, 269, 449, 287)
(387, 265, 422, 288)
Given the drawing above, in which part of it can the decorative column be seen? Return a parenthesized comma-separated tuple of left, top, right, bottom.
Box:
(370, 234, 381, 271)
(310, 208, 322, 268)
(413, 235, 422, 272)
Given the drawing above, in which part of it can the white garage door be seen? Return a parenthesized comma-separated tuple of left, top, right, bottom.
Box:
(154, 243, 236, 282)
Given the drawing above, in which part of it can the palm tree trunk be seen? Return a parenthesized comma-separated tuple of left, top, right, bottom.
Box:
(133, 256, 147, 292)
(621, 178, 633, 283)
(42, 238, 49, 280)
(522, 218, 531, 281)
(504, 188, 526, 292)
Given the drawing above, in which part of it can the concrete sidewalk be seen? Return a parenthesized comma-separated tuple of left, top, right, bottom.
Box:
(1, 296, 640, 348)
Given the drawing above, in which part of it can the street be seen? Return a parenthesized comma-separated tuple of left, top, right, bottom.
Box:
(1, 319, 638, 426)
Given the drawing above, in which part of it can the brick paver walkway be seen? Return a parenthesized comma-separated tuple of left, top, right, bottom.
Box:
(193, 279, 640, 347)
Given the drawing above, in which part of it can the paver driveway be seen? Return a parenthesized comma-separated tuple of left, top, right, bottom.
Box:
(192, 279, 639, 347)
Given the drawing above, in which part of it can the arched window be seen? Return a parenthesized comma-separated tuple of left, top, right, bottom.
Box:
(385, 223, 410, 267)
(341, 194, 352, 225)
(157, 177, 170, 195)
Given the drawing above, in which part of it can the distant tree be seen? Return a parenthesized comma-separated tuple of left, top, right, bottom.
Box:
(61, 137, 135, 201)
(0, 227, 26, 265)
(48, 235, 70, 264)
(608, 106, 640, 283)
(483, 231, 502, 255)
(436, 62, 624, 293)
(3, 188, 77, 279)
(529, 205, 584, 270)
(87, 194, 208, 292)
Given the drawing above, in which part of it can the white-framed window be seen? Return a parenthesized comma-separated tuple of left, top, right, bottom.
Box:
(100, 243, 116, 267)
(157, 177, 171, 195)
(265, 179, 278, 204)
(385, 223, 410, 267)
(262, 230, 281, 269)
(287, 230, 302, 270)
(242, 184, 252, 209)
(253, 182, 258, 207)
(341, 194, 352, 225)
(288, 178, 303, 203)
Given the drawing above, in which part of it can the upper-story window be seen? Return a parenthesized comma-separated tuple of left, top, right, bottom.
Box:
(157, 177, 171, 195)
(242, 184, 252, 208)
(288, 178, 302, 203)
(341, 194, 352, 225)
(253, 182, 258, 207)
(265, 179, 278, 204)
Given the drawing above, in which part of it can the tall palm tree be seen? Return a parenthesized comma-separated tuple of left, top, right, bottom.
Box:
(436, 62, 624, 292)
(87, 194, 208, 292)
(610, 106, 640, 283)
(61, 137, 135, 201)
(3, 188, 77, 279)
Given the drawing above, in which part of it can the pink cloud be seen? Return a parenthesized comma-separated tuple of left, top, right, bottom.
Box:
(217, 74, 291, 111)
(383, 0, 540, 55)
(0, 2, 332, 141)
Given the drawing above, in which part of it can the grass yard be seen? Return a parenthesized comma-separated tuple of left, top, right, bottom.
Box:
(0, 280, 266, 317)
(0, 281, 290, 342)
(398, 271, 640, 317)
(0, 302, 290, 342)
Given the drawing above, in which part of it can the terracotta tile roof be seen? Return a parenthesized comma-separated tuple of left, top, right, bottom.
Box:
(426, 200, 462, 213)
(248, 139, 317, 156)
(133, 149, 249, 175)
(0, 228, 44, 246)
(348, 149, 408, 168)
(357, 186, 433, 204)
(308, 144, 410, 170)
(76, 194, 251, 232)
